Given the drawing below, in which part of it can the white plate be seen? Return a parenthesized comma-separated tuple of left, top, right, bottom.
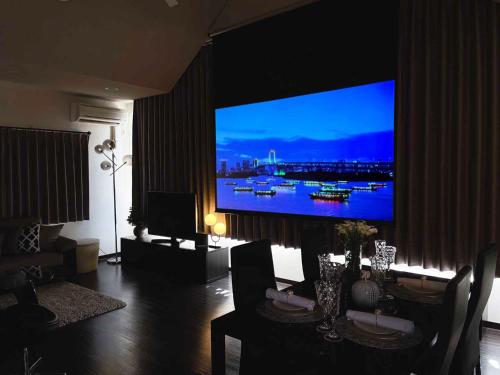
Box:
(353, 320, 399, 336)
(271, 299, 307, 312)
(402, 284, 443, 296)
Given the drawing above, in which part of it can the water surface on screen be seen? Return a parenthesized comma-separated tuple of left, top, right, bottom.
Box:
(215, 80, 394, 221)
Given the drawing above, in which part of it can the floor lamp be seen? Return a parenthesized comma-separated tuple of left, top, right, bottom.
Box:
(94, 139, 132, 265)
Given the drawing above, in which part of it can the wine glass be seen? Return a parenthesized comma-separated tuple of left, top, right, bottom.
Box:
(383, 246, 396, 269)
(315, 280, 332, 332)
(370, 254, 387, 291)
(318, 253, 333, 281)
(374, 240, 387, 257)
(324, 280, 343, 342)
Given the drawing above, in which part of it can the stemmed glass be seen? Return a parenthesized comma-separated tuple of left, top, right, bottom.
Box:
(383, 246, 396, 270)
(370, 254, 387, 290)
(316, 254, 346, 335)
(316, 254, 335, 332)
(318, 253, 333, 281)
(315, 280, 332, 332)
(374, 240, 387, 257)
(324, 279, 343, 342)
(324, 263, 344, 342)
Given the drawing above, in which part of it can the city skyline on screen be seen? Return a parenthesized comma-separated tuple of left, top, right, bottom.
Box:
(214, 80, 395, 221)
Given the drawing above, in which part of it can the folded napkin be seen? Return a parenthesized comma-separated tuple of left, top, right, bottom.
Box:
(265, 288, 316, 311)
(346, 309, 415, 334)
(397, 277, 447, 292)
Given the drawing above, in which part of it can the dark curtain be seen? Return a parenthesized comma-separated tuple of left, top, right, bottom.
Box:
(132, 46, 215, 232)
(133, 0, 498, 275)
(132, 44, 393, 251)
(0, 127, 90, 223)
(396, 0, 499, 275)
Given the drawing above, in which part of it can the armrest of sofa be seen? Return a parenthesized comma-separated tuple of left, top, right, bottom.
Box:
(53, 236, 78, 276)
(54, 236, 78, 254)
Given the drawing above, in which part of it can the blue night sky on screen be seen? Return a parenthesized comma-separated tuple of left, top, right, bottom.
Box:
(216, 80, 395, 166)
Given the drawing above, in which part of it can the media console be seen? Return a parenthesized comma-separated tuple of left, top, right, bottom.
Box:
(121, 236, 229, 284)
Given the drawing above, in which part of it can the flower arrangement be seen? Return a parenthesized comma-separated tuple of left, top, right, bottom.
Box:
(335, 220, 378, 279)
(335, 220, 378, 247)
(127, 206, 146, 238)
(127, 206, 144, 226)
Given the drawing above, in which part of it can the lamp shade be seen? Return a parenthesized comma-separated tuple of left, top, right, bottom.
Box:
(123, 154, 133, 165)
(204, 213, 217, 226)
(100, 160, 112, 171)
(103, 139, 116, 151)
(94, 144, 104, 154)
(213, 222, 226, 236)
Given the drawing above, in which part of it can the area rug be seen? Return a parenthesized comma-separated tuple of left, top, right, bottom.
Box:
(0, 282, 126, 327)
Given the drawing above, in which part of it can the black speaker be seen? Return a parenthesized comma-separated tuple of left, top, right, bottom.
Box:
(195, 233, 209, 248)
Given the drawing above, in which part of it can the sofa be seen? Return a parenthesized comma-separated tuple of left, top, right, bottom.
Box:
(0, 217, 77, 277)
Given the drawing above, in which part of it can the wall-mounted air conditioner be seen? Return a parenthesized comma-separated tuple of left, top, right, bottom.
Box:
(71, 103, 125, 126)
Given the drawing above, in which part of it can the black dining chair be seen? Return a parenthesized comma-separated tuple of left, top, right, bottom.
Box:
(230, 239, 278, 374)
(231, 240, 320, 375)
(231, 239, 276, 311)
(412, 265, 472, 375)
(451, 243, 497, 375)
(300, 225, 328, 284)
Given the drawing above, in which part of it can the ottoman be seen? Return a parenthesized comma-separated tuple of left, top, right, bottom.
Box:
(76, 238, 100, 274)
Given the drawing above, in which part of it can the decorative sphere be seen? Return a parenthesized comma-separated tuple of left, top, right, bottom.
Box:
(351, 279, 381, 310)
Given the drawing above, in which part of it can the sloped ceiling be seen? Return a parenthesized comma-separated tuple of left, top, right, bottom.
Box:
(0, 0, 316, 100)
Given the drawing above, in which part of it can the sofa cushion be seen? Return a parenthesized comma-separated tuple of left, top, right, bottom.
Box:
(22, 265, 43, 279)
(18, 224, 41, 254)
(0, 252, 63, 274)
(39, 224, 64, 252)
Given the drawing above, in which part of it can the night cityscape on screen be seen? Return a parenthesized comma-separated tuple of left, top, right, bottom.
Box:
(215, 80, 395, 221)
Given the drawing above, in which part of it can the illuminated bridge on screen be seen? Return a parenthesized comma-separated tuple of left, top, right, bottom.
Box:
(256, 161, 393, 174)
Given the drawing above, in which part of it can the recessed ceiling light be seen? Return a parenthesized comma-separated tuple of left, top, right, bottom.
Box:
(105, 87, 120, 92)
(165, 0, 179, 8)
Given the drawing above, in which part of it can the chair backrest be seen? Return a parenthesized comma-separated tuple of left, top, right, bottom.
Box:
(452, 243, 497, 375)
(231, 239, 276, 311)
(300, 226, 328, 283)
(431, 265, 472, 375)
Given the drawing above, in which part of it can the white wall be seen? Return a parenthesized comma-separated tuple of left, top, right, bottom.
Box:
(0, 81, 134, 254)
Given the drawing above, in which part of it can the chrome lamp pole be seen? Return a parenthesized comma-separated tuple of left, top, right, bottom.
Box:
(94, 139, 132, 265)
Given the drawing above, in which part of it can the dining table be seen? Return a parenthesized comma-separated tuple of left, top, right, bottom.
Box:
(211, 272, 448, 375)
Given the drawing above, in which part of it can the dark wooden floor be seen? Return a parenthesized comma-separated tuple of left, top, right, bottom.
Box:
(1, 261, 499, 375)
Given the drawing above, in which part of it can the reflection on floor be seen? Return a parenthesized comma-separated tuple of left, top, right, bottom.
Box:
(0, 261, 498, 374)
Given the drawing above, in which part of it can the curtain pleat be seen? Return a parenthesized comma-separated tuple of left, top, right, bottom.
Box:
(396, 0, 499, 275)
(0, 126, 90, 223)
(132, 46, 216, 232)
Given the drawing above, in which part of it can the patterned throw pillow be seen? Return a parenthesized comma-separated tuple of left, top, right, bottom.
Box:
(18, 224, 41, 254)
(21, 265, 43, 279)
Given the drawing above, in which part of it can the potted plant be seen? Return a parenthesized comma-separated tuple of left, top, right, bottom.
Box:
(335, 220, 378, 281)
(127, 206, 146, 239)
